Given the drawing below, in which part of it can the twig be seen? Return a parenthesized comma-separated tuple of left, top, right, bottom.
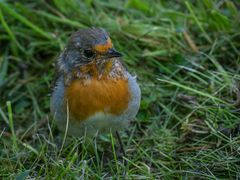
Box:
(176, 145, 214, 153)
(183, 31, 199, 53)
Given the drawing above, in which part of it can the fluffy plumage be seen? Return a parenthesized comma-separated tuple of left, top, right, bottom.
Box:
(50, 28, 141, 137)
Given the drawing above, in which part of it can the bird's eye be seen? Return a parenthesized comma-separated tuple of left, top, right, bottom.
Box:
(83, 49, 95, 58)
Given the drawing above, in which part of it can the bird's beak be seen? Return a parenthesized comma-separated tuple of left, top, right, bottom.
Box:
(106, 48, 123, 58)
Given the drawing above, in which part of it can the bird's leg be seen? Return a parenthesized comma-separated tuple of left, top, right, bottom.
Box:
(115, 131, 126, 157)
(115, 131, 128, 177)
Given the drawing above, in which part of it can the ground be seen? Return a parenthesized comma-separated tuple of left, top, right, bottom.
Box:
(0, 0, 240, 179)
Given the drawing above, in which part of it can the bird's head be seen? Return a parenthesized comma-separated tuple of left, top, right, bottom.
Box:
(58, 28, 122, 73)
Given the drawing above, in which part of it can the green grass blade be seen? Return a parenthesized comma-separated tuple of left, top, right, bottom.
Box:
(157, 78, 227, 104)
(185, 1, 212, 43)
(0, 3, 53, 40)
(7, 101, 18, 151)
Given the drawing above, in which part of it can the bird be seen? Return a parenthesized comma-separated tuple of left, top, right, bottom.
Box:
(50, 28, 141, 137)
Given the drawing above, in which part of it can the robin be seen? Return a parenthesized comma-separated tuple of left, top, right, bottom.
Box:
(50, 28, 141, 137)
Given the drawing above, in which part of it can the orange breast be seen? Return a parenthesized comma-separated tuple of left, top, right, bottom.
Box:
(65, 78, 130, 121)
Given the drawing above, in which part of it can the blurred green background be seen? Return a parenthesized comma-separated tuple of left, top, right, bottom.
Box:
(0, 0, 240, 179)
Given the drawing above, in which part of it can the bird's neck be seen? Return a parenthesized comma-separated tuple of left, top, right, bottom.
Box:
(68, 59, 124, 80)
(79, 60, 112, 78)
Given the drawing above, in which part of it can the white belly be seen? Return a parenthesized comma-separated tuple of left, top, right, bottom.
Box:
(57, 111, 129, 137)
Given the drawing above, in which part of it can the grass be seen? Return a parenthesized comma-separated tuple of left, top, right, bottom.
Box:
(0, 0, 240, 179)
